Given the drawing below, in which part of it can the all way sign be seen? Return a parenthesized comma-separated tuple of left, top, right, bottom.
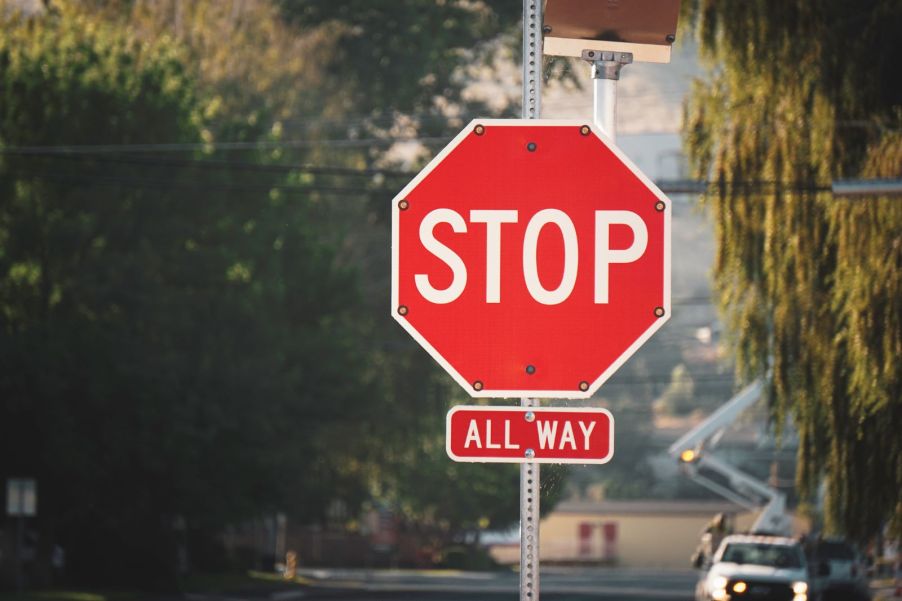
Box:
(446, 406, 614, 464)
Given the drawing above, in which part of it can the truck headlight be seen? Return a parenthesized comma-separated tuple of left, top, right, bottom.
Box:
(792, 580, 808, 601)
(710, 575, 728, 600)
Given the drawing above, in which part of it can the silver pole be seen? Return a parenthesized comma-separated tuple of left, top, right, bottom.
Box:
(592, 76, 617, 140)
(832, 178, 902, 197)
(520, 398, 540, 601)
(522, 0, 542, 120)
(586, 51, 633, 141)
(521, 2, 542, 599)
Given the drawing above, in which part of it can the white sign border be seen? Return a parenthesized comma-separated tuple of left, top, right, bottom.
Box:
(445, 405, 615, 465)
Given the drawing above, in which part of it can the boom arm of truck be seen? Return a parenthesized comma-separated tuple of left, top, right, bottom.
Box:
(667, 379, 793, 535)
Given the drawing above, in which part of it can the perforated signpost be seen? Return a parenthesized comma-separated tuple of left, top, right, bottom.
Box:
(390, 2, 677, 599)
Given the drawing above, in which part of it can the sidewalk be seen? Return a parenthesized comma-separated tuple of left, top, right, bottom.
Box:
(872, 578, 902, 601)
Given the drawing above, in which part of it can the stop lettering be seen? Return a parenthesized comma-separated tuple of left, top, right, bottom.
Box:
(392, 120, 670, 399)
(415, 208, 647, 305)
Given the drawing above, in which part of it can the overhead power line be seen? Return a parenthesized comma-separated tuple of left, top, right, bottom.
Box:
(0, 136, 450, 153)
(832, 179, 902, 197)
(6, 169, 377, 197)
(4, 150, 898, 197)
(0, 149, 411, 178)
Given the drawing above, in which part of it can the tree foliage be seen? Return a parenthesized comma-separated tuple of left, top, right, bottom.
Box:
(0, 0, 564, 586)
(682, 0, 902, 540)
(0, 3, 367, 585)
(277, 0, 522, 116)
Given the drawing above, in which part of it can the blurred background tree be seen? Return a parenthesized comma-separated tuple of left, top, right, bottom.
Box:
(0, 0, 565, 588)
(682, 0, 901, 541)
(0, 0, 373, 587)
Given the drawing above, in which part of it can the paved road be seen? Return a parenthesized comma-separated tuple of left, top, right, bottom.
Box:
(292, 566, 698, 601)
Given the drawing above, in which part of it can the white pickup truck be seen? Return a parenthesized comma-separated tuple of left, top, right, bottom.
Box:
(696, 534, 810, 601)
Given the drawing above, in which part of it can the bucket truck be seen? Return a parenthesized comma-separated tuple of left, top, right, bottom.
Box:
(668, 379, 794, 536)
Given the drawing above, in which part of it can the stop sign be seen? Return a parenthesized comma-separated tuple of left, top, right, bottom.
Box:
(391, 119, 670, 399)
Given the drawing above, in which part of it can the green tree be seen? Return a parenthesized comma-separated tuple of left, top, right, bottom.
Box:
(654, 364, 697, 417)
(0, 2, 367, 586)
(268, 0, 567, 537)
(1, 0, 553, 585)
(682, 0, 901, 540)
(277, 0, 522, 116)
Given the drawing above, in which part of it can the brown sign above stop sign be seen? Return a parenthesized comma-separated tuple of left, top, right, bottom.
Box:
(391, 120, 670, 399)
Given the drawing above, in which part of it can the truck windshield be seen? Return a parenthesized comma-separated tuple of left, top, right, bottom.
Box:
(720, 543, 803, 568)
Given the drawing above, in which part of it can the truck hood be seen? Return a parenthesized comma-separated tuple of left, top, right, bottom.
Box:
(710, 562, 807, 583)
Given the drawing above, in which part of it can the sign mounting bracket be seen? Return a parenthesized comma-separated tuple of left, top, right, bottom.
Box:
(583, 50, 633, 141)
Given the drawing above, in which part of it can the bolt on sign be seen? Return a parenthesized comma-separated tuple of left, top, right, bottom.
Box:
(391, 120, 671, 399)
(446, 406, 614, 464)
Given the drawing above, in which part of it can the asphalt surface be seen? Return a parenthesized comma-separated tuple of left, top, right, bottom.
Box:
(289, 566, 699, 601)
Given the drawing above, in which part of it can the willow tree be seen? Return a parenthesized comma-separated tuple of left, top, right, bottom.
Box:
(682, 1, 901, 541)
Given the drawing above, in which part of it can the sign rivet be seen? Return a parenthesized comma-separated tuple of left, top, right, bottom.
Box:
(526, 142, 537, 152)
(473, 380, 484, 391)
(542, 25, 552, 34)
(398, 199, 409, 211)
(579, 381, 589, 392)
(654, 200, 666, 212)
(525, 411, 535, 422)
(525, 364, 536, 375)
(580, 125, 591, 136)
(397, 305, 408, 316)
(587, 50, 596, 58)
(524, 448, 535, 459)
(654, 306, 666, 318)
(474, 124, 485, 136)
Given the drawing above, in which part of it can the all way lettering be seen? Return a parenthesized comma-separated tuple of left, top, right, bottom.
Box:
(536, 420, 596, 451)
(447, 406, 614, 464)
(464, 419, 520, 449)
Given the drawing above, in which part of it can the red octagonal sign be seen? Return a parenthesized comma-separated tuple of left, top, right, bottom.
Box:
(391, 120, 670, 398)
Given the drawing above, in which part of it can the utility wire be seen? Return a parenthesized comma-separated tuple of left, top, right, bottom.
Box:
(1, 154, 845, 195)
(4, 170, 842, 196)
(0, 136, 450, 153)
(7, 168, 379, 197)
(11, 150, 896, 195)
(0, 149, 411, 178)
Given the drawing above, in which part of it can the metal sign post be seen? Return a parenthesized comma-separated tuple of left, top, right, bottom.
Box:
(392, 5, 675, 600)
(521, 2, 542, 599)
(522, 0, 542, 120)
(519, 397, 540, 601)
